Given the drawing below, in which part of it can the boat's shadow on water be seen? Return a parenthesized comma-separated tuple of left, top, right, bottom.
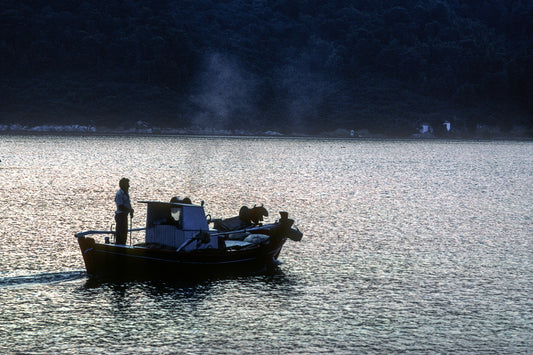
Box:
(81, 263, 294, 293)
(0, 270, 87, 288)
(76, 267, 298, 311)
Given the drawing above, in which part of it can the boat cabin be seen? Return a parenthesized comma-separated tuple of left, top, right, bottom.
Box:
(140, 201, 217, 251)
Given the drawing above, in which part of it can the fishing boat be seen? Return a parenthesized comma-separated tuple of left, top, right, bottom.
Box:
(75, 200, 302, 279)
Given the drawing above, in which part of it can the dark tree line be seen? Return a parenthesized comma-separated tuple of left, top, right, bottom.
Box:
(1, 0, 532, 135)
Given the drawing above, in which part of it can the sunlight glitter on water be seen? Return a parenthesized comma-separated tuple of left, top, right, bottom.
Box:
(0, 136, 532, 353)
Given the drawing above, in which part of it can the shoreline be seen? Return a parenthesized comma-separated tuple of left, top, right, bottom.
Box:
(0, 129, 531, 141)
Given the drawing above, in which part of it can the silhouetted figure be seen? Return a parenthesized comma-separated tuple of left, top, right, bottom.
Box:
(115, 178, 134, 244)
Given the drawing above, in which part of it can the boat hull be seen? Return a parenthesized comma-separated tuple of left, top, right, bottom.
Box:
(76, 235, 287, 279)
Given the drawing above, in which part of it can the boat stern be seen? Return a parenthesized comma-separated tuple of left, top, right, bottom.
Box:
(76, 234, 97, 275)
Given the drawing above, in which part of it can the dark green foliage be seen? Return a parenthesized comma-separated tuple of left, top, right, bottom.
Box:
(1, 0, 532, 134)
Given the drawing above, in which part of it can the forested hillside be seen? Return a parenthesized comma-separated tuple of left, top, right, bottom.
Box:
(1, 0, 532, 136)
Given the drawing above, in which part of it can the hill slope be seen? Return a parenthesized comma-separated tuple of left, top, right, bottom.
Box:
(1, 0, 532, 136)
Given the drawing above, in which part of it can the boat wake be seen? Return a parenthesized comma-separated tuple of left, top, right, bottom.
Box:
(0, 270, 86, 288)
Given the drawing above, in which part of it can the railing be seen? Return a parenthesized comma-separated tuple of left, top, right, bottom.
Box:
(75, 228, 147, 245)
(209, 225, 270, 237)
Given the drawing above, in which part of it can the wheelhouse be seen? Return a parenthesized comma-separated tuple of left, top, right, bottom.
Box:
(140, 201, 214, 250)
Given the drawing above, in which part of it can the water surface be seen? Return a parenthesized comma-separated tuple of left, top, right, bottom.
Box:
(0, 136, 531, 353)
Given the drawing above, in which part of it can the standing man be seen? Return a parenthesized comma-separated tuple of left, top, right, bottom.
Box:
(115, 178, 134, 244)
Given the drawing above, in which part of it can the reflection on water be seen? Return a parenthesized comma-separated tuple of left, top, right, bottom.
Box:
(0, 136, 532, 353)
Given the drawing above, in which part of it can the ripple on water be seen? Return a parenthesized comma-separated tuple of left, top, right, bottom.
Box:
(0, 137, 531, 353)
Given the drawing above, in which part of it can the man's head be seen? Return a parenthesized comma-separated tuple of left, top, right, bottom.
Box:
(119, 178, 130, 192)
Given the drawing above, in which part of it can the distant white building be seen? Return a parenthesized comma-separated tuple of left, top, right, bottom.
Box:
(418, 123, 433, 134)
(443, 121, 451, 132)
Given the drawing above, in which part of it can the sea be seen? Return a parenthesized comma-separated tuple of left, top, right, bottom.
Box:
(0, 135, 531, 354)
